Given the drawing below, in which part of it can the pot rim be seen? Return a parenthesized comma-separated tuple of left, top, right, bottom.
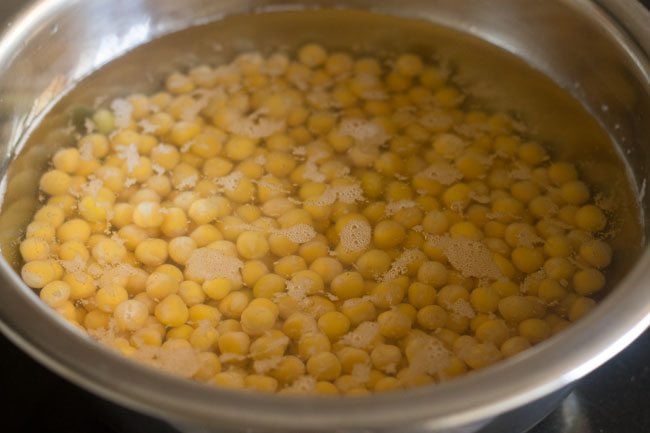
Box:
(0, 0, 648, 430)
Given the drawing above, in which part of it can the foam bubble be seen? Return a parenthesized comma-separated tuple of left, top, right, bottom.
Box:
(339, 117, 389, 145)
(350, 362, 371, 383)
(379, 249, 421, 282)
(253, 356, 283, 374)
(138, 119, 158, 134)
(286, 375, 316, 393)
(271, 224, 317, 244)
(407, 335, 452, 375)
(385, 200, 417, 217)
(308, 184, 365, 207)
(303, 160, 326, 182)
(450, 298, 476, 319)
(79, 140, 94, 160)
(339, 321, 380, 349)
(81, 177, 104, 197)
(227, 113, 285, 138)
(419, 162, 462, 186)
(521, 270, 546, 294)
(156, 342, 201, 378)
(429, 235, 502, 280)
(275, 275, 312, 310)
(339, 219, 372, 253)
(116, 143, 140, 173)
(185, 247, 243, 284)
(419, 110, 454, 132)
(508, 162, 532, 180)
(215, 170, 243, 192)
(111, 98, 133, 129)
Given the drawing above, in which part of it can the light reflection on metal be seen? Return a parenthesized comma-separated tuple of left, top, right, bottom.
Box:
(75, 20, 152, 77)
(559, 392, 593, 433)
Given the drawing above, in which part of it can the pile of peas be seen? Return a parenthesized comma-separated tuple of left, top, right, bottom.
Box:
(18, 43, 613, 395)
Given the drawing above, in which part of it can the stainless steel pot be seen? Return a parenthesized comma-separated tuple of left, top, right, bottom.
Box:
(0, 1, 648, 432)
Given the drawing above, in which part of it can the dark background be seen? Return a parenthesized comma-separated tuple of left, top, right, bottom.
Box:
(1, 1, 649, 432)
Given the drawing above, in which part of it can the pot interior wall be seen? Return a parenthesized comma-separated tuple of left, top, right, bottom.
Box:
(0, 8, 643, 295)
